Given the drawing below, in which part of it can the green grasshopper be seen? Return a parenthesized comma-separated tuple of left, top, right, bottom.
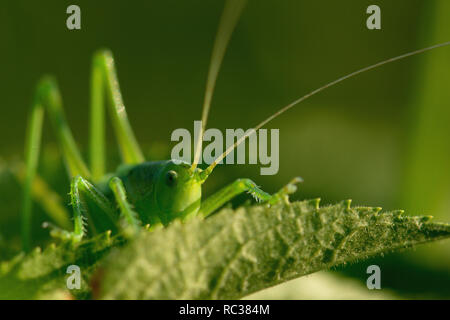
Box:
(21, 0, 450, 252)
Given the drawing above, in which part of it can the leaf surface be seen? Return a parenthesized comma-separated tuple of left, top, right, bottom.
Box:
(97, 200, 450, 299)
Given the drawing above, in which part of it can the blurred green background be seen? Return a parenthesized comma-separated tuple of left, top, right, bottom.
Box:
(0, 0, 449, 298)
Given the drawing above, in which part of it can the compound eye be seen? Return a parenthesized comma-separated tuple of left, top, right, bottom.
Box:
(166, 170, 178, 187)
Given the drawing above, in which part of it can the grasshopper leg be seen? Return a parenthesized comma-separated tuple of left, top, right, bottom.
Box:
(22, 77, 91, 251)
(89, 50, 144, 182)
(109, 177, 141, 236)
(44, 176, 117, 244)
(267, 177, 303, 205)
(14, 164, 72, 230)
(198, 177, 302, 219)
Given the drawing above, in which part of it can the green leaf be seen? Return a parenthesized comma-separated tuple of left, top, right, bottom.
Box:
(1, 198, 448, 299)
(0, 232, 118, 299)
(97, 200, 450, 299)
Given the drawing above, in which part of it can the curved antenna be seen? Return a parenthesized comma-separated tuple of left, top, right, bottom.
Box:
(191, 0, 248, 171)
(200, 41, 450, 178)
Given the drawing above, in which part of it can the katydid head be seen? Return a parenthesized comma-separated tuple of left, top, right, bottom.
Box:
(155, 160, 206, 224)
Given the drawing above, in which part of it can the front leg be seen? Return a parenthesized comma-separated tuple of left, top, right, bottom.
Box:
(109, 177, 141, 236)
(267, 177, 303, 205)
(198, 177, 302, 219)
(44, 175, 117, 244)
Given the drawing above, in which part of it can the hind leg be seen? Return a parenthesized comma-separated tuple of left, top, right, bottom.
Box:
(22, 77, 91, 251)
(89, 50, 145, 182)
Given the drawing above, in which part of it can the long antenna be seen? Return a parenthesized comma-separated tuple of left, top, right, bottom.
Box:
(191, 0, 248, 171)
(201, 41, 450, 178)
